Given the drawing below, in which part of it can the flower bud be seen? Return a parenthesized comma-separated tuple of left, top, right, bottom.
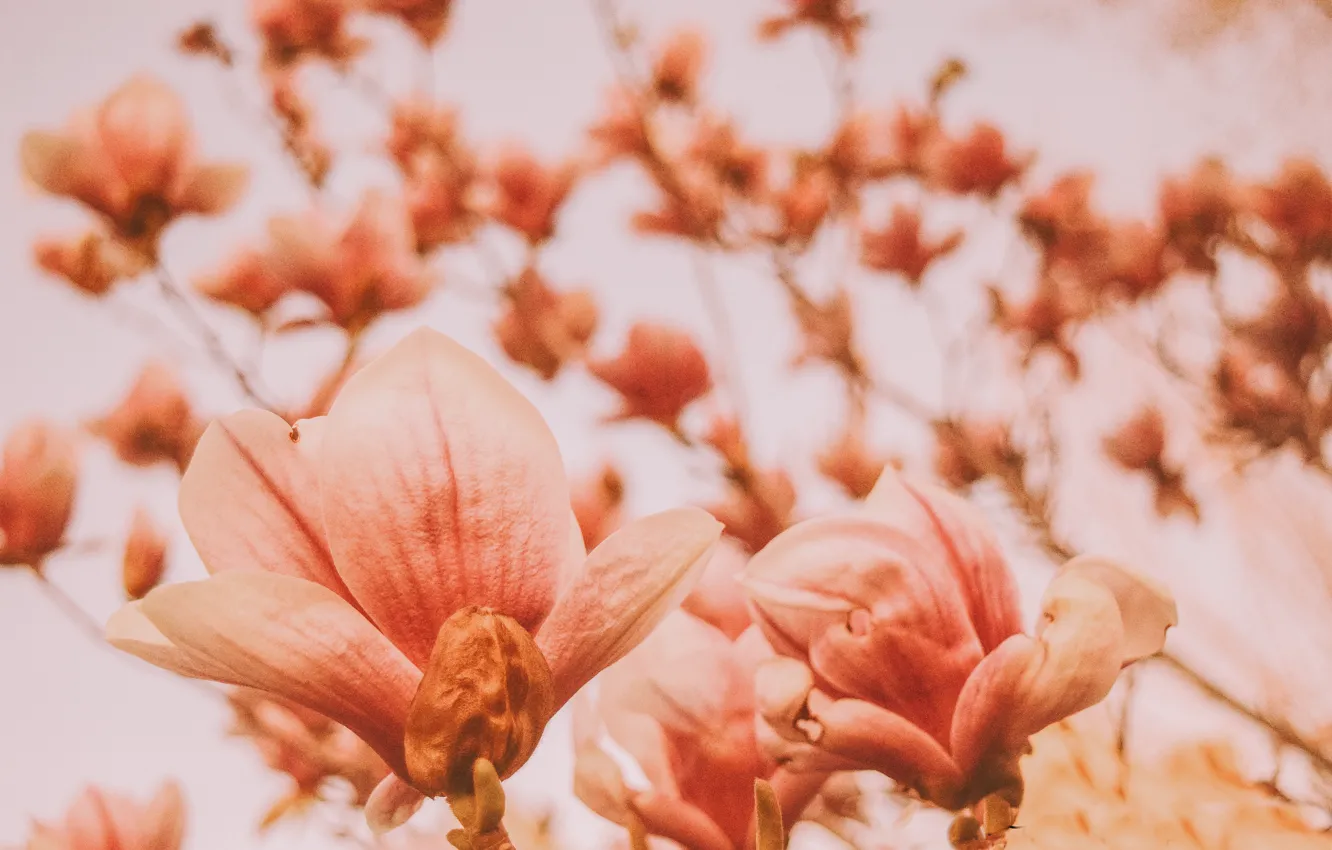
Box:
(405, 607, 555, 799)
(122, 508, 168, 600)
(0, 421, 78, 566)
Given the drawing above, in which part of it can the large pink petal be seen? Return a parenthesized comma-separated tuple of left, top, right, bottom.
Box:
(319, 328, 572, 666)
(1058, 555, 1177, 664)
(744, 514, 981, 717)
(865, 471, 1022, 652)
(133, 571, 420, 776)
(537, 508, 723, 708)
(178, 410, 355, 603)
(949, 574, 1128, 775)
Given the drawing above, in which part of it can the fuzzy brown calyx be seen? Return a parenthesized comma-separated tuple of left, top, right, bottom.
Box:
(404, 606, 555, 798)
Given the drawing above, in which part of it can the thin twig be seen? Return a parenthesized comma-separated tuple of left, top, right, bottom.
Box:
(29, 566, 107, 646)
(153, 266, 276, 410)
(691, 251, 753, 429)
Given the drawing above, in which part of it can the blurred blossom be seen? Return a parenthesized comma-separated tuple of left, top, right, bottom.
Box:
(107, 329, 723, 831)
(20, 76, 247, 257)
(227, 687, 390, 826)
(0, 422, 79, 568)
(686, 118, 768, 200)
(792, 290, 858, 373)
(33, 230, 149, 297)
(122, 508, 168, 601)
(743, 470, 1175, 819)
(493, 268, 598, 380)
(1103, 406, 1199, 522)
(1248, 159, 1332, 262)
(988, 281, 1087, 377)
(388, 100, 480, 251)
(588, 323, 712, 429)
(487, 146, 581, 244)
(252, 0, 363, 69)
(364, 0, 454, 45)
(588, 87, 651, 165)
(860, 204, 963, 285)
(575, 613, 857, 850)
(923, 122, 1027, 198)
(702, 417, 797, 553)
(757, 0, 868, 54)
(816, 423, 892, 500)
(650, 29, 707, 104)
(933, 419, 1019, 490)
(19, 782, 185, 850)
(177, 21, 234, 64)
(570, 464, 625, 551)
(88, 362, 202, 474)
(1158, 157, 1235, 274)
(198, 191, 430, 331)
(774, 164, 834, 247)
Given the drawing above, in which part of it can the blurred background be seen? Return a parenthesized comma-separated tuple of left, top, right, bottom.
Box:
(4, 1, 1332, 848)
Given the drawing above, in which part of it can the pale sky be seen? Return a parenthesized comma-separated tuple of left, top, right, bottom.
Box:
(3, 1, 1332, 848)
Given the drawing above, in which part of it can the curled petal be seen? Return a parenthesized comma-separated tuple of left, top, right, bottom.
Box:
(365, 775, 426, 834)
(319, 328, 572, 666)
(1058, 555, 1177, 664)
(754, 657, 817, 743)
(631, 792, 733, 850)
(537, 508, 723, 708)
(950, 574, 1130, 775)
(129, 571, 420, 776)
(179, 410, 354, 601)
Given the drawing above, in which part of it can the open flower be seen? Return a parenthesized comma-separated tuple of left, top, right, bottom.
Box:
(20, 782, 185, 850)
(588, 323, 712, 430)
(743, 469, 1175, 818)
(20, 76, 247, 256)
(88, 362, 202, 473)
(576, 613, 851, 850)
(107, 328, 723, 831)
(0, 421, 79, 568)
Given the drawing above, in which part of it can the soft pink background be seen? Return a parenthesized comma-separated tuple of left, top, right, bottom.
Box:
(3, 1, 1332, 847)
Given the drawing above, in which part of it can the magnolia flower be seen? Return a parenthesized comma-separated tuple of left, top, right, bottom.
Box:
(122, 508, 169, 600)
(588, 323, 712, 430)
(744, 469, 1176, 817)
(88, 362, 202, 473)
(488, 147, 580, 244)
(21, 782, 185, 850)
(0, 422, 78, 568)
(650, 30, 707, 104)
(198, 192, 430, 330)
(108, 328, 723, 831)
(493, 268, 598, 380)
(252, 0, 363, 68)
(576, 613, 849, 850)
(364, 0, 455, 45)
(20, 76, 247, 254)
(859, 205, 963, 285)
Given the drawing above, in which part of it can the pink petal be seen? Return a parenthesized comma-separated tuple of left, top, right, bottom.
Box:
(364, 775, 426, 834)
(537, 508, 723, 708)
(96, 76, 190, 198)
(949, 573, 1128, 774)
(1058, 555, 1177, 664)
(178, 410, 355, 603)
(175, 162, 249, 215)
(744, 514, 982, 726)
(755, 658, 962, 794)
(319, 328, 572, 666)
(572, 696, 635, 824)
(106, 603, 228, 680)
(681, 536, 754, 640)
(134, 571, 420, 776)
(631, 792, 734, 850)
(865, 471, 1022, 652)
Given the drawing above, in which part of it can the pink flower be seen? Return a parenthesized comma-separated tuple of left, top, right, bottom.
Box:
(20, 76, 248, 254)
(198, 192, 430, 330)
(575, 613, 841, 850)
(23, 782, 185, 850)
(122, 507, 169, 601)
(743, 470, 1176, 813)
(87, 362, 202, 473)
(0, 421, 79, 568)
(108, 328, 723, 831)
(364, 0, 454, 45)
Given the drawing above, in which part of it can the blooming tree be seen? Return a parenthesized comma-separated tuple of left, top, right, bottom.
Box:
(6, 1, 1332, 849)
